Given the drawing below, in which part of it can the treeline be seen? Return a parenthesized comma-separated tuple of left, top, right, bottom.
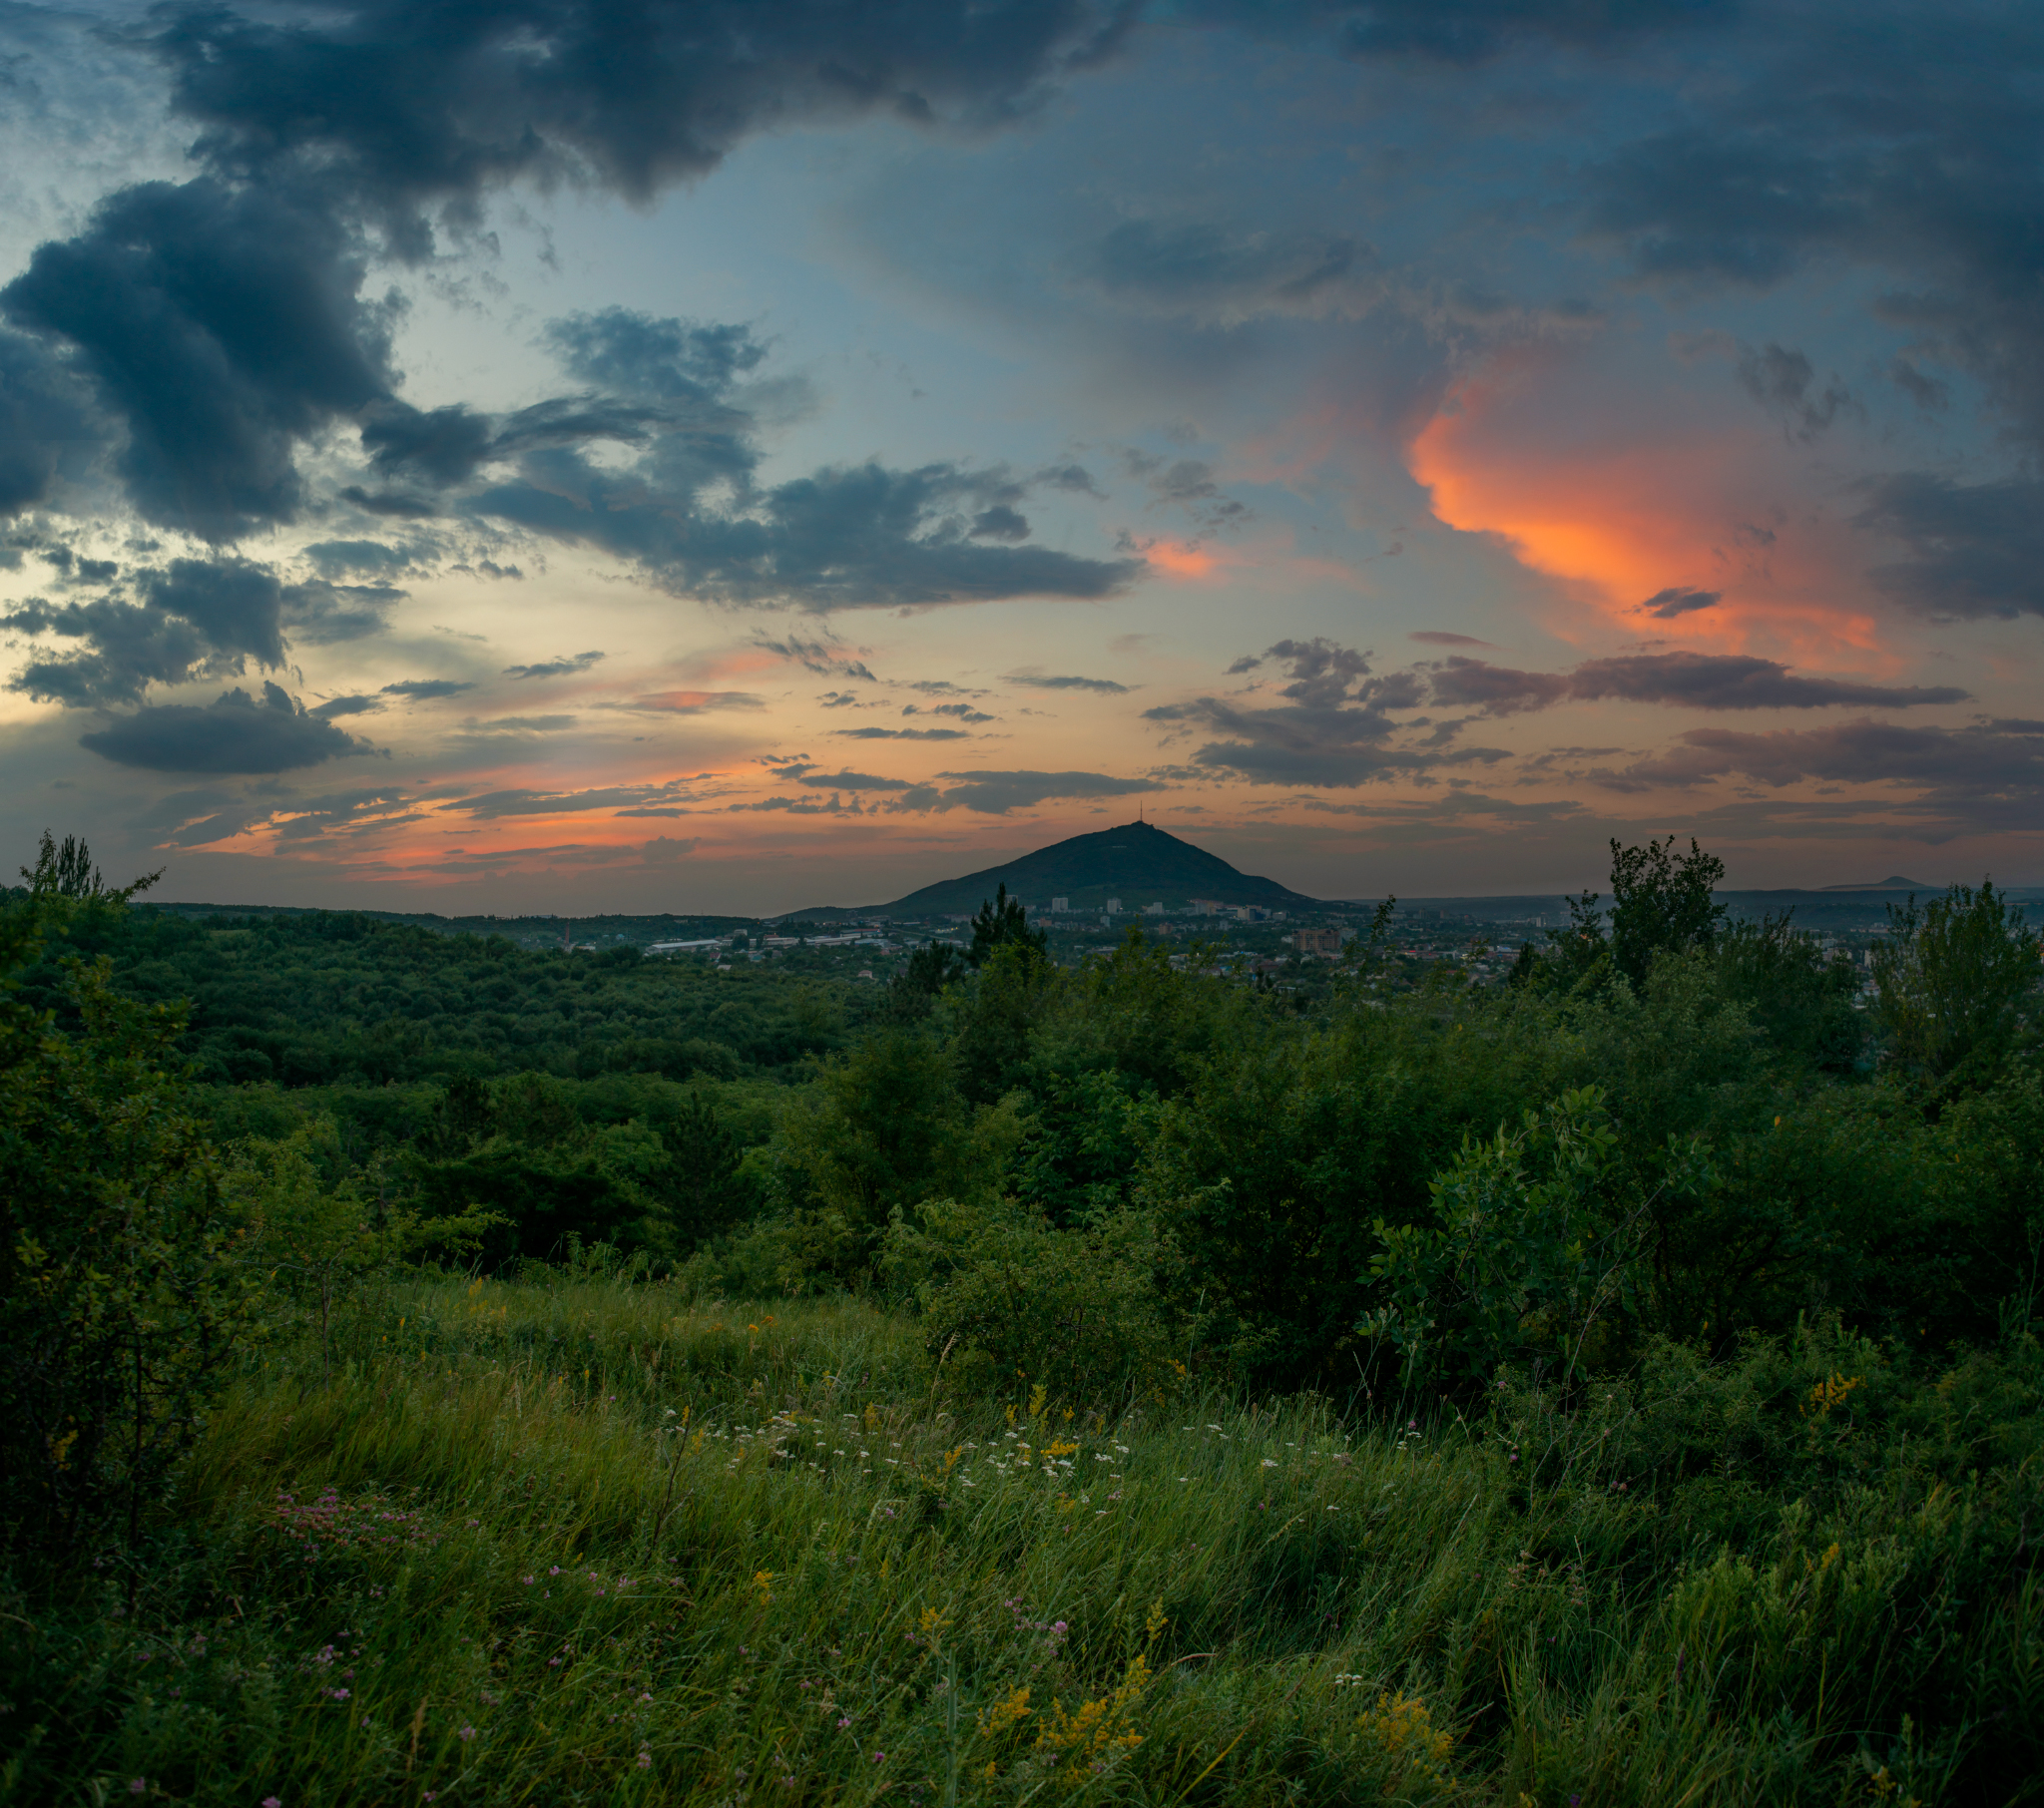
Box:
(19, 830, 2037, 1402)
(0, 897, 856, 1085)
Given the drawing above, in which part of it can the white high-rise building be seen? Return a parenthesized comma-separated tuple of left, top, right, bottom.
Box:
(1106, 898, 1123, 913)
(1051, 896, 1070, 913)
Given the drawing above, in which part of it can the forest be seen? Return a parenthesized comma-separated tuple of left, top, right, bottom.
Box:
(3, 831, 2040, 1806)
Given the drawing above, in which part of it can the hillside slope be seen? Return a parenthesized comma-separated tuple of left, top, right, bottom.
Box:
(807, 819, 1324, 916)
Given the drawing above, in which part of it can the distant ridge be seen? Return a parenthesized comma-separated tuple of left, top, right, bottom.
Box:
(1819, 875, 1936, 892)
(793, 820, 1324, 918)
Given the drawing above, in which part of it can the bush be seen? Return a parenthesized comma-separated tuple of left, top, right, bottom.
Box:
(0, 906, 264, 1558)
(885, 1198, 1183, 1404)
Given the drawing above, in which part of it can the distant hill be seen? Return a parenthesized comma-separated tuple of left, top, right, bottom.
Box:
(1819, 876, 1936, 892)
(794, 820, 1325, 919)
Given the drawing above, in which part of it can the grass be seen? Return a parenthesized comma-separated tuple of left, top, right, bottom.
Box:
(4, 1275, 2040, 1806)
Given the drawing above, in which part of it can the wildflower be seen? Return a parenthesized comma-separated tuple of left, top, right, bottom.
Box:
(458, 1725, 476, 1741)
(638, 1752, 652, 1770)
(839, 1716, 852, 1729)
(871, 1752, 886, 1765)
(263, 1799, 281, 1807)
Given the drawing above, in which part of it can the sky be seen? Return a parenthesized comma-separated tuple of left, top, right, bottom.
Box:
(1, 0, 2040, 914)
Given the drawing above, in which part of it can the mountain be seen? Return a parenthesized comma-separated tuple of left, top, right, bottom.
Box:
(793, 820, 1325, 919)
(1819, 875, 1936, 892)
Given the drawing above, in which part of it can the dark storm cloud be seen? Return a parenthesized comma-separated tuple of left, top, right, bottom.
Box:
(0, 179, 393, 540)
(4, 557, 291, 706)
(1409, 631, 1496, 648)
(1181, 0, 1722, 65)
(792, 770, 917, 792)
(280, 579, 404, 645)
(0, 327, 103, 516)
(78, 681, 381, 773)
(1585, 719, 2044, 835)
(1579, 17, 2044, 455)
(833, 725, 972, 740)
(151, 1, 1139, 217)
(1855, 473, 2044, 619)
(543, 311, 767, 403)
(1426, 657, 1570, 715)
(3, 3, 1140, 544)
(4, 595, 224, 708)
(359, 393, 672, 489)
(139, 559, 289, 666)
(474, 456, 1141, 609)
(1569, 653, 1966, 711)
(502, 651, 604, 680)
(301, 538, 432, 578)
(310, 693, 381, 717)
(1427, 653, 1968, 713)
(924, 769, 1157, 814)
(381, 678, 474, 699)
(1007, 673, 1131, 693)
(970, 505, 1030, 541)
(1, 556, 403, 705)
(1146, 638, 1492, 786)
(1637, 587, 1722, 621)
(1148, 637, 1967, 789)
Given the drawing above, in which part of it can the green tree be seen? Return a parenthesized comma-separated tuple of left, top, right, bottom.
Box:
(967, 883, 1047, 969)
(881, 938, 969, 1023)
(631, 1089, 754, 1258)
(1871, 880, 2039, 1085)
(1608, 835, 1726, 987)
(776, 1030, 1012, 1275)
(229, 1120, 501, 1381)
(0, 864, 260, 1559)
(1716, 913, 1864, 1073)
(1542, 886, 1610, 990)
(1359, 1088, 1710, 1389)
(952, 940, 1058, 1104)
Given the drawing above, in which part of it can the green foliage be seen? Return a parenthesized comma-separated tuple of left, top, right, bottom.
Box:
(1140, 987, 1568, 1384)
(885, 1197, 1181, 1403)
(6, 1280, 2038, 1807)
(5, 903, 848, 1089)
(881, 938, 968, 1023)
(771, 1030, 1020, 1277)
(8, 824, 2044, 1804)
(225, 1120, 503, 1382)
(1608, 834, 1727, 987)
(0, 900, 261, 1557)
(949, 939, 1056, 1104)
(966, 881, 1046, 968)
(1872, 879, 2039, 1085)
(1362, 1088, 1706, 1387)
(1716, 911, 1865, 1072)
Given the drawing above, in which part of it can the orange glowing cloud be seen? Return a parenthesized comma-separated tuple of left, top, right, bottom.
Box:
(1144, 539, 1219, 579)
(1406, 352, 1885, 663)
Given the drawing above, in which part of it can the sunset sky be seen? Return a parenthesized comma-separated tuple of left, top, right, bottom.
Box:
(2, 0, 2040, 913)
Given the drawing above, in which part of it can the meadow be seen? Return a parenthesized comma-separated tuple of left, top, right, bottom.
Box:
(8, 1271, 2039, 1806)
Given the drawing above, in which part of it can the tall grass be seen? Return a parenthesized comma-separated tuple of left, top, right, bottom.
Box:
(5, 1276, 2039, 1805)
